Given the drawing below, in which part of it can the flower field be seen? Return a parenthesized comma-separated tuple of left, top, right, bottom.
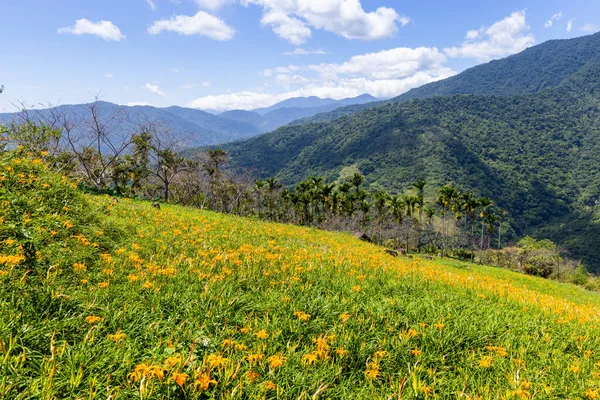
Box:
(2, 151, 600, 399)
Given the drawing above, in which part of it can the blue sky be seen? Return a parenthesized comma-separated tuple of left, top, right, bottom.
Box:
(1, 0, 599, 112)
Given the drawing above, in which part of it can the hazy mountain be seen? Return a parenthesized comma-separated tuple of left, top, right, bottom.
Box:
(0, 102, 260, 147)
(220, 94, 378, 133)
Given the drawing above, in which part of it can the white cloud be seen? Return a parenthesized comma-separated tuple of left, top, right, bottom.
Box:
(144, 83, 167, 96)
(126, 102, 155, 107)
(444, 11, 535, 62)
(146, 0, 157, 10)
(309, 47, 452, 81)
(284, 48, 326, 56)
(148, 11, 235, 40)
(566, 18, 575, 32)
(188, 46, 455, 111)
(581, 23, 599, 33)
(104, 73, 114, 79)
(261, 10, 312, 45)
(202, 81, 212, 87)
(181, 83, 197, 89)
(58, 19, 126, 41)
(194, 0, 234, 11)
(243, 0, 409, 45)
(544, 11, 562, 28)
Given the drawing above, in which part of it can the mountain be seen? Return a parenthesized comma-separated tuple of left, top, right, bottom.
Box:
(252, 96, 339, 115)
(222, 32, 600, 272)
(220, 94, 378, 133)
(287, 33, 600, 127)
(0, 102, 261, 147)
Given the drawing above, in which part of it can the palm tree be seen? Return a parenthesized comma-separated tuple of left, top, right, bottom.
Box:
(412, 180, 426, 224)
(350, 173, 364, 193)
(484, 212, 497, 250)
(497, 208, 507, 249)
(477, 197, 493, 258)
(437, 185, 457, 257)
(388, 195, 405, 249)
(372, 191, 390, 241)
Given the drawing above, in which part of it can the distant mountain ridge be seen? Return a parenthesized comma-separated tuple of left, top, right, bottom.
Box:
(219, 94, 378, 133)
(0, 94, 379, 146)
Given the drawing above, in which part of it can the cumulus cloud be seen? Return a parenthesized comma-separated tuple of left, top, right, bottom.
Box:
(581, 23, 599, 33)
(309, 47, 452, 80)
(144, 83, 167, 96)
(58, 19, 126, 41)
(242, 0, 409, 45)
(544, 11, 562, 28)
(188, 46, 455, 111)
(146, 0, 157, 10)
(567, 18, 575, 32)
(126, 102, 155, 107)
(148, 11, 235, 40)
(284, 48, 326, 56)
(444, 11, 535, 62)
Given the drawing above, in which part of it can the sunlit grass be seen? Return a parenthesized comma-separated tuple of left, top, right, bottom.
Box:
(2, 151, 600, 399)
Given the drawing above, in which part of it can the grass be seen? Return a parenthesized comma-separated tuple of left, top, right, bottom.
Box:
(2, 150, 600, 399)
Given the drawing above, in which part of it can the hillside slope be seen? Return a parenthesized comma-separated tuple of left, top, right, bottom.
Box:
(2, 152, 600, 398)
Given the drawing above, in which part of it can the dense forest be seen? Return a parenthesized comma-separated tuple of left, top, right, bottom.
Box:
(221, 33, 600, 272)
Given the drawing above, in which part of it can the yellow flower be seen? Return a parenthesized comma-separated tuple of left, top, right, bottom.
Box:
(435, 321, 445, 330)
(512, 389, 531, 399)
(365, 367, 379, 380)
(479, 356, 493, 368)
(164, 356, 181, 368)
(245, 371, 261, 382)
(335, 347, 348, 357)
(171, 372, 189, 387)
(263, 380, 277, 390)
(410, 348, 423, 357)
(245, 353, 264, 364)
(569, 364, 581, 375)
(107, 330, 126, 343)
(282, 296, 291, 303)
(267, 354, 286, 369)
(98, 281, 109, 289)
(352, 285, 361, 293)
(302, 352, 318, 365)
(420, 386, 433, 396)
(339, 313, 351, 323)
(194, 371, 217, 391)
(240, 326, 252, 334)
(294, 311, 311, 321)
(585, 389, 600, 399)
(255, 329, 268, 340)
(373, 350, 387, 359)
(206, 353, 227, 369)
(85, 315, 102, 325)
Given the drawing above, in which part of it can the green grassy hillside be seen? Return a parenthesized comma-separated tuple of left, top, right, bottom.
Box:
(2, 152, 600, 399)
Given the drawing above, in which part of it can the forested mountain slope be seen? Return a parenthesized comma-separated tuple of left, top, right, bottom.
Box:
(295, 32, 600, 125)
(224, 55, 600, 271)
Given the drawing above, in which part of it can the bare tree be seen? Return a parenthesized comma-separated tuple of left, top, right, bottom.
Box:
(59, 95, 134, 193)
(141, 120, 196, 202)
